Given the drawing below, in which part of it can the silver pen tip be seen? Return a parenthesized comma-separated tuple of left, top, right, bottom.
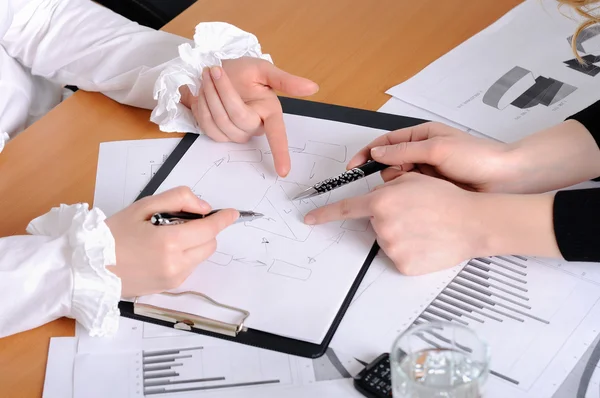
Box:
(292, 187, 318, 201)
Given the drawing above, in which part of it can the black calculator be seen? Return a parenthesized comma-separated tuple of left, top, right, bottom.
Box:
(353, 353, 393, 398)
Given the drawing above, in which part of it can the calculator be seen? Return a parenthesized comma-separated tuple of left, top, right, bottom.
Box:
(353, 353, 393, 398)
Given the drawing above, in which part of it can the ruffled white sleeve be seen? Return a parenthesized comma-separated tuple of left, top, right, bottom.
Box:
(0, 204, 120, 338)
(149, 22, 273, 134)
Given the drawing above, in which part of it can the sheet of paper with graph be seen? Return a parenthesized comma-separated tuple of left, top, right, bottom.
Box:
(135, 114, 388, 343)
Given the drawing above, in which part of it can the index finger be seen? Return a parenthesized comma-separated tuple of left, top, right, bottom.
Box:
(347, 122, 436, 169)
(304, 194, 372, 225)
(263, 109, 291, 177)
(171, 208, 239, 249)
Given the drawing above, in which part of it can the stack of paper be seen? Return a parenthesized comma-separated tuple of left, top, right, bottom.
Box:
(43, 317, 363, 398)
(386, 0, 600, 143)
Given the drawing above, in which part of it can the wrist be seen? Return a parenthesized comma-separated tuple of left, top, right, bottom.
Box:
(471, 192, 561, 258)
(502, 120, 600, 193)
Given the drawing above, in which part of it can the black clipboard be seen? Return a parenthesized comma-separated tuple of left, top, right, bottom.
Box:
(118, 97, 427, 358)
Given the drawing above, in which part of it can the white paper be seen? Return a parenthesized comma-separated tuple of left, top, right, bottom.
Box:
(93, 138, 181, 217)
(134, 114, 388, 343)
(191, 378, 361, 398)
(387, 0, 600, 142)
(42, 337, 78, 398)
(73, 316, 370, 397)
(331, 254, 463, 360)
(74, 337, 313, 397)
(378, 97, 471, 131)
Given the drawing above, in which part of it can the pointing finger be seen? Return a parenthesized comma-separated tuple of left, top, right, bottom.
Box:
(304, 195, 372, 225)
(252, 98, 291, 177)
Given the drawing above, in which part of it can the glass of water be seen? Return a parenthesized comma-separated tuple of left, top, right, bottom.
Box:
(390, 321, 490, 398)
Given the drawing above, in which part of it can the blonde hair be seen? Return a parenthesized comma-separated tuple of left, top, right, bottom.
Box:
(558, 0, 600, 61)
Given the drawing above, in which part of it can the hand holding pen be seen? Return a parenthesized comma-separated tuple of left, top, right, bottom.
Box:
(104, 187, 243, 298)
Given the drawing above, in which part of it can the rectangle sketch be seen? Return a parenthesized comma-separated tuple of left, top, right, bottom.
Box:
(227, 149, 263, 163)
(268, 260, 312, 281)
(291, 140, 348, 163)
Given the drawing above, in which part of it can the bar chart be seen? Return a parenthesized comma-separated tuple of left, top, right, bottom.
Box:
(139, 346, 280, 396)
(74, 333, 314, 398)
(407, 255, 600, 392)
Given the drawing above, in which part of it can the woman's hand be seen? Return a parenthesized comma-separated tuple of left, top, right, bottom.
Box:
(348, 122, 518, 193)
(349, 120, 600, 194)
(105, 187, 238, 297)
(180, 57, 319, 178)
(304, 172, 561, 275)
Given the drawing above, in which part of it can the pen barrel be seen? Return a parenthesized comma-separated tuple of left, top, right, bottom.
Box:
(359, 160, 389, 175)
(314, 168, 365, 193)
(155, 210, 218, 220)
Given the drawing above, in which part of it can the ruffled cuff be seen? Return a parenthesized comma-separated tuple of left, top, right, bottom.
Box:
(26, 203, 121, 337)
(0, 132, 9, 154)
(149, 22, 273, 134)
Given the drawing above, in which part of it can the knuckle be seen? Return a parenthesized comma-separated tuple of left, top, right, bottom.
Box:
(427, 139, 447, 163)
(207, 239, 218, 254)
(161, 261, 180, 285)
(160, 236, 179, 255)
(369, 194, 389, 216)
(229, 108, 247, 123)
(392, 142, 409, 159)
(338, 199, 352, 218)
(198, 110, 213, 127)
(176, 186, 195, 202)
(376, 223, 394, 242)
(214, 114, 231, 128)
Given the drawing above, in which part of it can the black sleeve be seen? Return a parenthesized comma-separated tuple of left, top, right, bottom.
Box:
(566, 98, 600, 148)
(552, 100, 600, 262)
(553, 189, 600, 262)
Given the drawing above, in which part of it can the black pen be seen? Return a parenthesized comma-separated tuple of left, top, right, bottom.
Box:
(151, 210, 264, 225)
(292, 160, 389, 200)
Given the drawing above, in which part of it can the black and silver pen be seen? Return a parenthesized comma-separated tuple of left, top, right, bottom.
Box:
(151, 210, 264, 225)
(292, 160, 389, 200)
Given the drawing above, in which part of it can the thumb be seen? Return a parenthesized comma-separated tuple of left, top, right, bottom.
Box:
(370, 141, 438, 167)
(263, 64, 319, 96)
(136, 186, 210, 217)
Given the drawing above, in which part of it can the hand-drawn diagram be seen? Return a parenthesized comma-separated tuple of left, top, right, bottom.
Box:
(206, 251, 234, 266)
(307, 231, 345, 264)
(123, 145, 174, 207)
(183, 139, 376, 283)
(268, 260, 312, 281)
(565, 25, 600, 76)
(266, 140, 348, 163)
(482, 66, 577, 110)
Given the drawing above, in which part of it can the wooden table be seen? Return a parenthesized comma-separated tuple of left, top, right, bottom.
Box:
(0, 0, 522, 396)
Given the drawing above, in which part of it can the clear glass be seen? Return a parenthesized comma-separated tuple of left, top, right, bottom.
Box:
(390, 322, 490, 398)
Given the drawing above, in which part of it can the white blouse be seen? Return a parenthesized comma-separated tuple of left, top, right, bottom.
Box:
(0, 0, 271, 338)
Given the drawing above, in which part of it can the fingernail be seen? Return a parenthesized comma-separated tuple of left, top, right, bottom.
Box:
(371, 146, 385, 158)
(304, 215, 316, 225)
(210, 66, 222, 80)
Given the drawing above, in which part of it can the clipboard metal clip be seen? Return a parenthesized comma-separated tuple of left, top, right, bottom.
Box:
(133, 291, 250, 337)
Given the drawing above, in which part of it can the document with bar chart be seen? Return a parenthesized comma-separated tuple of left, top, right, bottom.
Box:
(74, 334, 314, 397)
(333, 253, 600, 398)
(386, 0, 600, 142)
(73, 316, 363, 398)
